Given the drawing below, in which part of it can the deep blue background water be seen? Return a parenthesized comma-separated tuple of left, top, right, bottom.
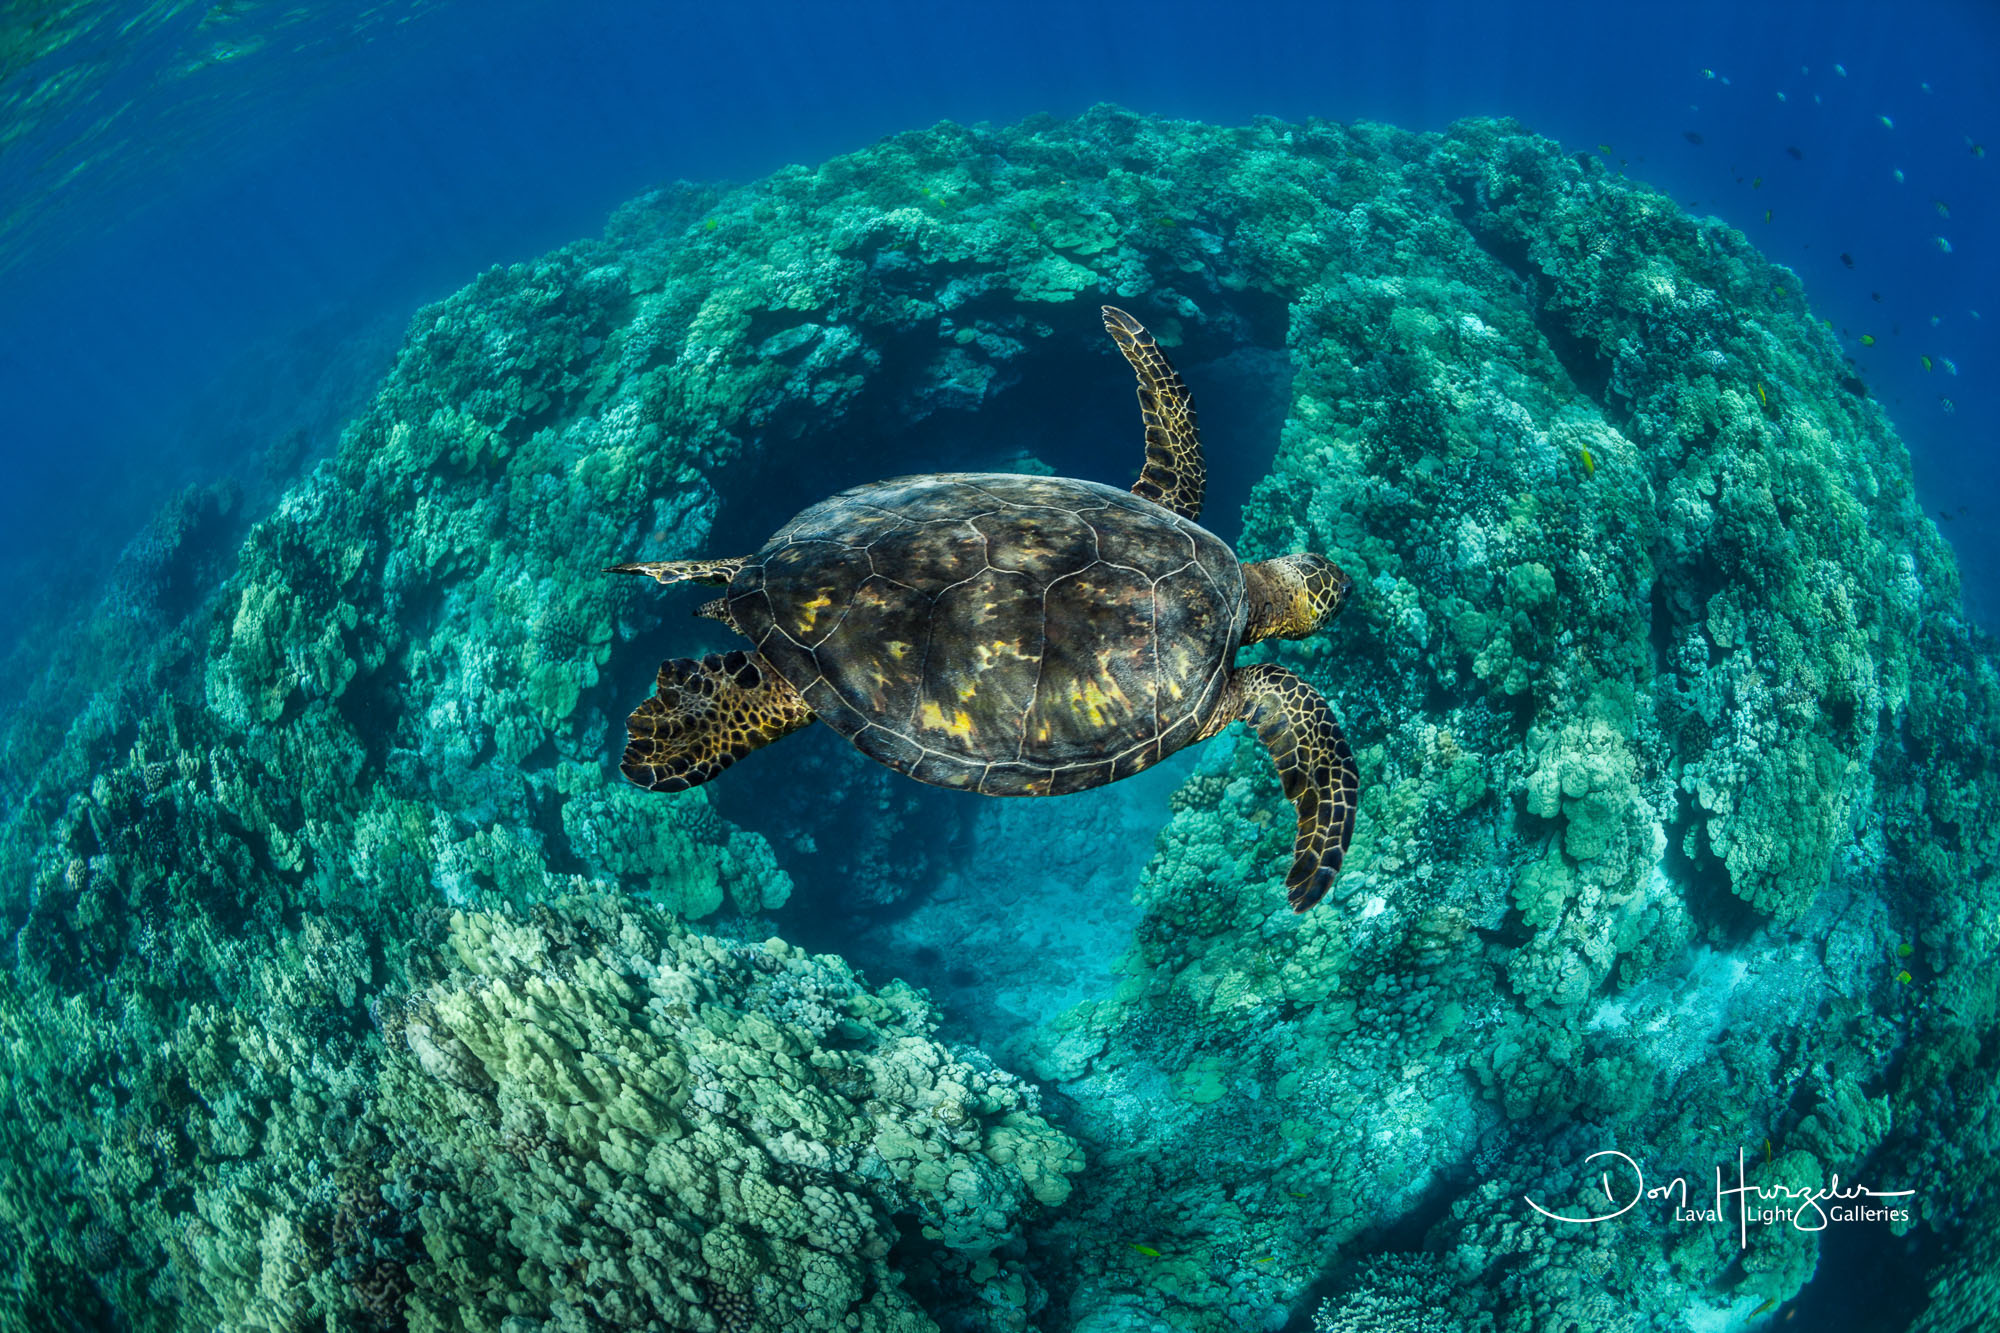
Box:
(1, 0, 1994, 641)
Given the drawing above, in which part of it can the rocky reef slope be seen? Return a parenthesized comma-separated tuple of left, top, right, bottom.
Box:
(1, 107, 1994, 1332)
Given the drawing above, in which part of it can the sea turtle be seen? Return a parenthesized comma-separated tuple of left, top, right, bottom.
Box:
(609, 307, 1359, 910)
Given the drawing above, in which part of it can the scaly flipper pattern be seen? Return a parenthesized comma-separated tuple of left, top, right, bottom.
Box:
(695, 596, 746, 635)
(1103, 306, 1205, 523)
(606, 556, 749, 586)
(621, 651, 814, 792)
(1207, 663, 1358, 911)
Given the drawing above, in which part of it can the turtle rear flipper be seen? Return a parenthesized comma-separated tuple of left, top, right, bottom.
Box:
(1210, 663, 1358, 911)
(694, 596, 746, 636)
(622, 651, 814, 792)
(1103, 306, 1205, 523)
(607, 556, 748, 586)
(605, 557, 751, 633)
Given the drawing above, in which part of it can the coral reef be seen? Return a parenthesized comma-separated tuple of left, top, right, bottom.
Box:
(1, 105, 1996, 1333)
(997, 113, 1997, 1330)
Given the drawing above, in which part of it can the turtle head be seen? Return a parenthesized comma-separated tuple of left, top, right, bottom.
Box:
(1242, 553, 1352, 643)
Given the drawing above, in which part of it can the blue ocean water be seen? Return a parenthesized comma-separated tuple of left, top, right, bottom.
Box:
(1, 0, 1994, 645)
(2, 2, 1996, 1329)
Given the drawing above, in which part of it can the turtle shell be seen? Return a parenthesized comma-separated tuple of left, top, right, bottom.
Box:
(726, 472, 1246, 796)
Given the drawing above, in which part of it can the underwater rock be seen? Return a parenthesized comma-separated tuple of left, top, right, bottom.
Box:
(0, 104, 1995, 1332)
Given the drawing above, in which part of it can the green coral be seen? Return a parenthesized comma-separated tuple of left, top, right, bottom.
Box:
(980, 111, 1995, 1328)
(377, 899, 1078, 1332)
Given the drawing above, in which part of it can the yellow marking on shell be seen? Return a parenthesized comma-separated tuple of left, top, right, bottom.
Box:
(1067, 676, 1128, 728)
(958, 680, 978, 701)
(919, 700, 977, 740)
(1107, 675, 1135, 710)
(886, 640, 911, 659)
(973, 638, 1036, 673)
(794, 590, 835, 633)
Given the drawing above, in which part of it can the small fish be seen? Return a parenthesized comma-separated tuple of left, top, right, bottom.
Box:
(1896, 970, 1913, 984)
(1861, 334, 1877, 346)
(1972, 142, 1987, 159)
(1814, 93, 1822, 105)
(1580, 446, 1596, 476)
(1937, 236, 1953, 253)
(1129, 1243, 1162, 1258)
(1763, 1137, 1772, 1163)
(1880, 114, 1895, 130)
(1254, 1256, 1274, 1265)
(1702, 68, 1715, 79)
(1922, 355, 1933, 371)
(1755, 381, 1768, 407)
(1721, 76, 1731, 86)
(1930, 315, 1941, 327)
(1753, 176, 1764, 188)
(1894, 168, 1905, 183)
(1921, 81, 1932, 93)
(1840, 252, 1855, 268)
(1287, 1191, 1310, 1199)
(1940, 396, 1956, 413)
(1973, 310, 1983, 320)
(1872, 292, 1883, 302)
(1684, 131, 1706, 145)
(1942, 358, 1958, 375)
(1764, 209, 1773, 223)
(1751, 1296, 1778, 1318)
(1786, 145, 1804, 160)
(1935, 200, 1951, 218)
(1835, 63, 1848, 76)
(1939, 510, 1954, 522)
(1776, 91, 1787, 102)
(1898, 942, 1915, 956)
(1597, 142, 1614, 154)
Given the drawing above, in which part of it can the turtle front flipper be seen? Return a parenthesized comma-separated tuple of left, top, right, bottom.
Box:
(606, 556, 748, 586)
(1211, 663, 1358, 911)
(1102, 306, 1205, 523)
(621, 651, 814, 792)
